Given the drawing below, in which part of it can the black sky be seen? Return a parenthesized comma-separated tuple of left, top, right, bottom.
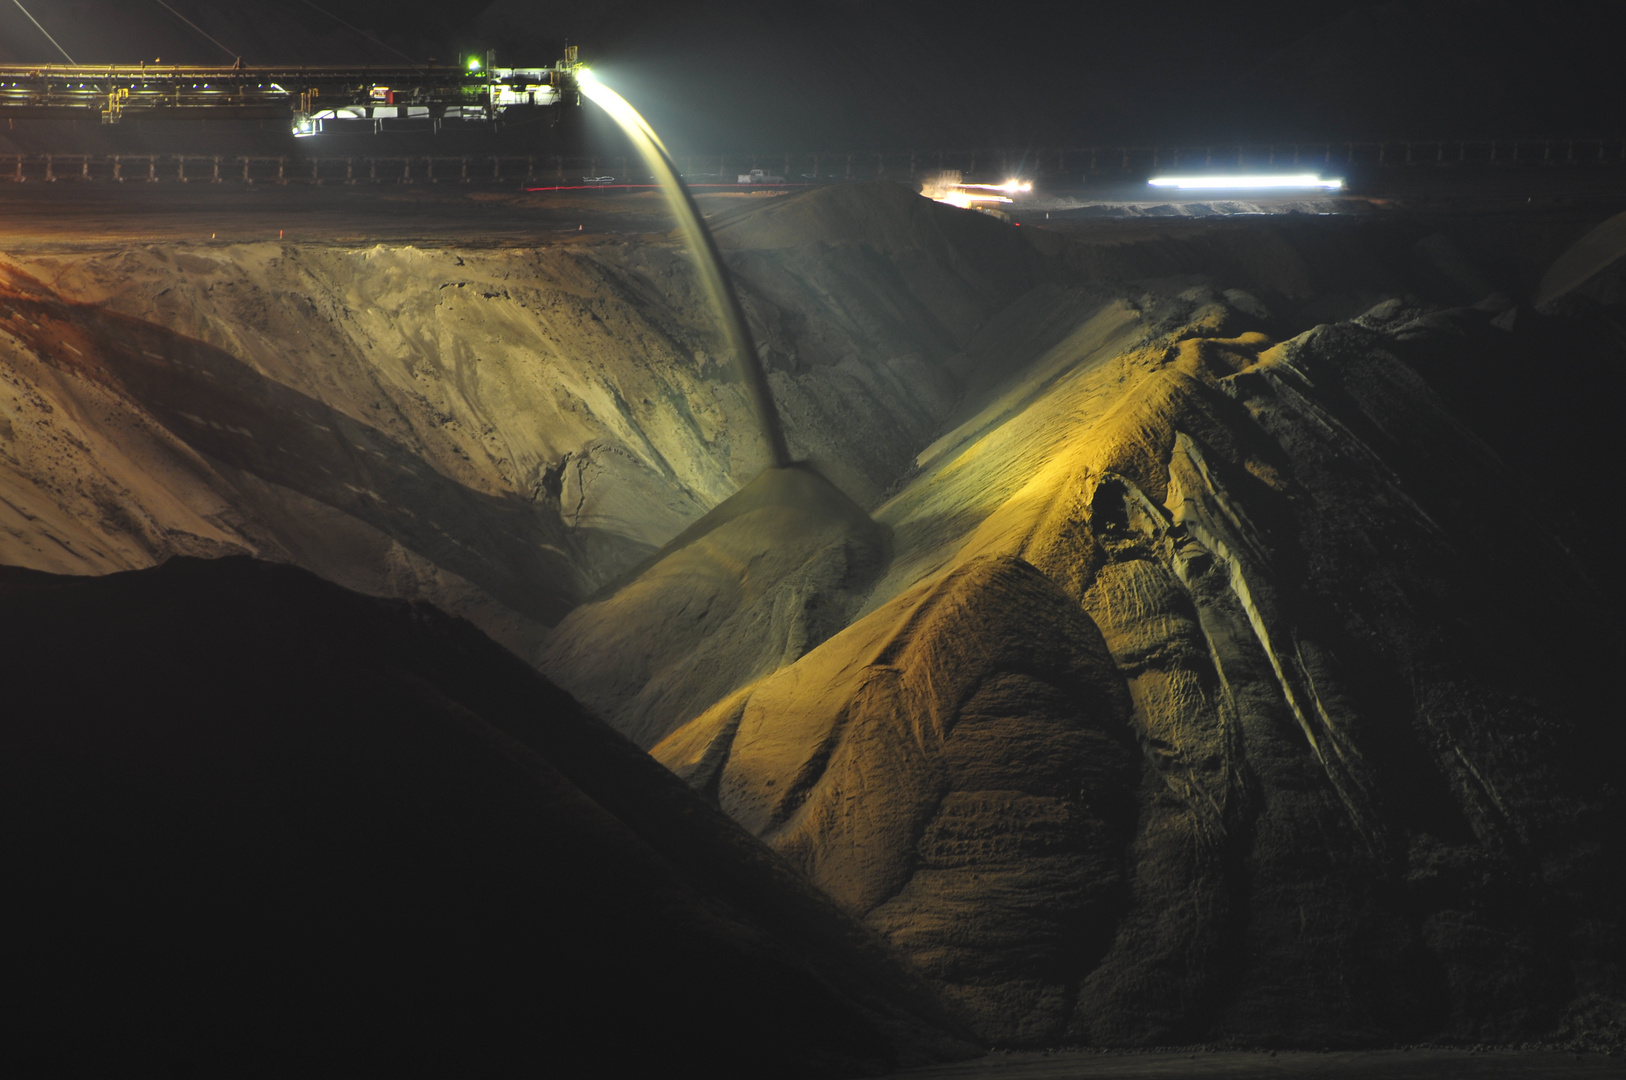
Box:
(2, 1, 1619, 151)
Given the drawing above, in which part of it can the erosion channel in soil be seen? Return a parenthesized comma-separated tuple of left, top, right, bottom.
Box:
(4, 183, 1625, 1066)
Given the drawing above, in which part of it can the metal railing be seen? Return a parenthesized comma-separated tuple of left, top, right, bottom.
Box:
(2, 154, 577, 185)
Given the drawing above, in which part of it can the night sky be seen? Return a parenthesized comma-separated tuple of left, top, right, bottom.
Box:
(2, 1, 1620, 151)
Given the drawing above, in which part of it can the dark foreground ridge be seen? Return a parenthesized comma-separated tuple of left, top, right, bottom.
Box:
(1, 555, 975, 1076)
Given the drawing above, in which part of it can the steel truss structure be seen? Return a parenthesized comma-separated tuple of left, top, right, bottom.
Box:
(0, 48, 580, 136)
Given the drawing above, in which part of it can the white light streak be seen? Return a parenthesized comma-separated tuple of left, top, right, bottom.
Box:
(10, 0, 76, 64)
(936, 191, 1013, 208)
(958, 179, 1032, 193)
(919, 172, 1029, 210)
(575, 67, 675, 159)
(1148, 173, 1343, 190)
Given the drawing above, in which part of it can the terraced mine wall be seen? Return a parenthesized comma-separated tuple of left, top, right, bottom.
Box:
(4, 184, 1624, 1054)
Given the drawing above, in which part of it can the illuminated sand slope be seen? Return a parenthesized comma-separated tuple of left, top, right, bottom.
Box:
(540, 191, 1626, 1048)
(4, 184, 1625, 1055)
(0, 184, 1039, 657)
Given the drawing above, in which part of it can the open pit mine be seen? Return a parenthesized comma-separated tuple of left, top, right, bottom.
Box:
(5, 178, 1625, 1074)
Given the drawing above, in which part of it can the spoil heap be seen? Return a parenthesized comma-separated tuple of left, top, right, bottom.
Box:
(548, 188, 1626, 1049)
(0, 183, 1039, 654)
(2, 556, 974, 1075)
(4, 183, 1624, 1056)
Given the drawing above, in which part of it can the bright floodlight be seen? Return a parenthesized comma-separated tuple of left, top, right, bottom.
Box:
(1148, 173, 1343, 190)
(958, 179, 1032, 194)
(467, 56, 482, 71)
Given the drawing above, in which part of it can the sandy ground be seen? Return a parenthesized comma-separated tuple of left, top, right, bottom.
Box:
(898, 1048, 1621, 1078)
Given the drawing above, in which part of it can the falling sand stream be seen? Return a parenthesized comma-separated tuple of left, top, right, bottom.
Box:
(576, 68, 793, 468)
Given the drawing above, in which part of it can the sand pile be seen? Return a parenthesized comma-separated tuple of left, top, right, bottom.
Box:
(0, 185, 1042, 653)
(1537, 209, 1626, 307)
(561, 197, 1626, 1048)
(4, 182, 1624, 1054)
(541, 463, 886, 748)
(2, 556, 975, 1075)
(710, 181, 1053, 503)
(656, 553, 1138, 1044)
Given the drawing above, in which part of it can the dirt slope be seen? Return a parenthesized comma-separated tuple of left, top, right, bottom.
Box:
(540, 463, 887, 747)
(0, 184, 1045, 657)
(657, 554, 1139, 1043)
(583, 202, 1625, 1046)
(1, 556, 975, 1076)
(5, 184, 1624, 1054)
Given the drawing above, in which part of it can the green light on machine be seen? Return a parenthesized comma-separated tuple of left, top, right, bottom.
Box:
(467, 56, 482, 72)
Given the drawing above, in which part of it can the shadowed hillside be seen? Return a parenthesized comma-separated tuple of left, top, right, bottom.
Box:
(1, 556, 974, 1075)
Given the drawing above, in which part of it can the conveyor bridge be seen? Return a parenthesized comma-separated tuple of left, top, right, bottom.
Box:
(0, 48, 580, 136)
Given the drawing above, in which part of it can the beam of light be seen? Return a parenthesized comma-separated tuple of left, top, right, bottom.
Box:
(957, 180, 1032, 193)
(525, 183, 813, 191)
(918, 171, 1029, 210)
(575, 67, 791, 468)
(935, 191, 1013, 209)
(1148, 173, 1343, 190)
(10, 0, 76, 64)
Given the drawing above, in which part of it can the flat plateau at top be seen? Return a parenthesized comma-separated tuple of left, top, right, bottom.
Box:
(0, 183, 691, 248)
(2, 174, 1624, 250)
